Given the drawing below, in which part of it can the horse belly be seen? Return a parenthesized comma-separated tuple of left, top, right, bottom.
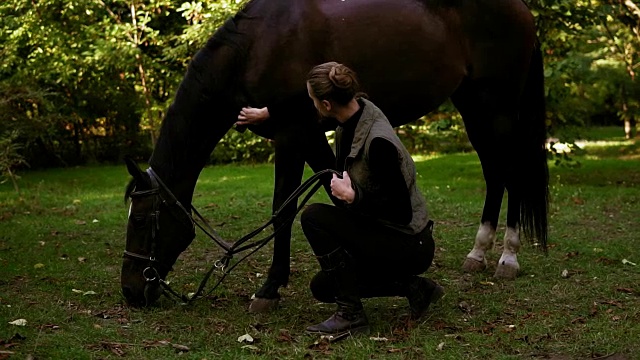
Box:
(317, 0, 467, 124)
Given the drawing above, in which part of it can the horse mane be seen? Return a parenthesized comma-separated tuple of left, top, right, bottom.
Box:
(208, 2, 258, 57)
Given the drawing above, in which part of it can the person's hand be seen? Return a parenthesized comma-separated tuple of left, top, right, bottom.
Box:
(330, 171, 355, 204)
(236, 107, 269, 126)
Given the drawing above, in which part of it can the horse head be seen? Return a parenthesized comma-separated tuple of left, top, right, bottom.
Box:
(121, 158, 196, 306)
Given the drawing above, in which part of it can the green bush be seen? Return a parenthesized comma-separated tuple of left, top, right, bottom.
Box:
(0, 130, 29, 193)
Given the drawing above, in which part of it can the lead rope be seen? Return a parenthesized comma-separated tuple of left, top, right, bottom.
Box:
(160, 169, 340, 304)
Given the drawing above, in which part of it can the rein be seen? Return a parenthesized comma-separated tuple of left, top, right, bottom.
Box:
(125, 167, 340, 304)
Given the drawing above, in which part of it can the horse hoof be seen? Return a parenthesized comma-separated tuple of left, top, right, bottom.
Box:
(494, 263, 518, 280)
(248, 297, 280, 313)
(462, 258, 486, 273)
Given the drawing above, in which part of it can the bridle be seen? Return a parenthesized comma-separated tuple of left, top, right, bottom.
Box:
(124, 166, 340, 304)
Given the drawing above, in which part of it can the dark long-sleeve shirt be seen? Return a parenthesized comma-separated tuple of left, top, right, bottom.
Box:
(336, 101, 412, 225)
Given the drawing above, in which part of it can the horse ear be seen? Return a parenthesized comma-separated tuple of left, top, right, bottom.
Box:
(124, 157, 146, 183)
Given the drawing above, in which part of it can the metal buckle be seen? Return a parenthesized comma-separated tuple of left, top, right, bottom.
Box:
(143, 267, 159, 282)
(214, 259, 226, 272)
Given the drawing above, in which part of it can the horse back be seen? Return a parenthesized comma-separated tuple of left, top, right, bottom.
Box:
(235, 0, 535, 126)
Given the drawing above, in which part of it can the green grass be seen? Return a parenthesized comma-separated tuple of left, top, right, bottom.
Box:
(1, 127, 639, 359)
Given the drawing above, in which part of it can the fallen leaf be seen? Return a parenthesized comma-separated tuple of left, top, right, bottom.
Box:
(561, 269, 570, 278)
(171, 343, 190, 352)
(596, 257, 615, 265)
(622, 259, 637, 266)
(39, 324, 60, 330)
(616, 287, 635, 294)
(601, 300, 623, 307)
(277, 329, 293, 342)
(39, 241, 45, 246)
(369, 336, 389, 341)
(436, 342, 445, 351)
(74, 220, 86, 225)
(308, 338, 331, 352)
(564, 251, 579, 259)
(92, 219, 99, 223)
(237, 334, 253, 343)
(479, 281, 494, 286)
(33, 263, 44, 269)
(83, 291, 97, 296)
(8, 319, 27, 326)
(71, 289, 83, 293)
(571, 317, 585, 324)
(571, 197, 584, 205)
(78, 257, 86, 263)
(503, 325, 516, 333)
(241, 345, 259, 351)
(142, 340, 170, 348)
(458, 301, 472, 313)
(8, 333, 26, 342)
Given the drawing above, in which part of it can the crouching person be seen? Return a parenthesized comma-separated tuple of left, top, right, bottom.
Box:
(300, 61, 444, 338)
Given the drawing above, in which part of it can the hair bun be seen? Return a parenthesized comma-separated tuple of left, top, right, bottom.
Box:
(329, 65, 353, 89)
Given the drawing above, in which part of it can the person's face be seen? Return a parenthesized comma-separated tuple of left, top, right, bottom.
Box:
(306, 82, 332, 118)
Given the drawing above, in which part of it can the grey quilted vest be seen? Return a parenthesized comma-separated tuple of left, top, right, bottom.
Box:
(336, 98, 429, 234)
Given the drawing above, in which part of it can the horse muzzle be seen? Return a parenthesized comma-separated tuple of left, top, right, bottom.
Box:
(122, 281, 163, 307)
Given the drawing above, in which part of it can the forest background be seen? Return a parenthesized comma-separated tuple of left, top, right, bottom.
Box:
(1, 0, 639, 178)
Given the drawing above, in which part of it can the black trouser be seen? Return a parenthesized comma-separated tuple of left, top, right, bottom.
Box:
(300, 203, 435, 301)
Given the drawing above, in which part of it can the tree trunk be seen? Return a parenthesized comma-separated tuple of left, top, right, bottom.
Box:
(137, 56, 157, 147)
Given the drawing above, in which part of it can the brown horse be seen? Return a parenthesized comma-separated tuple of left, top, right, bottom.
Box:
(122, 0, 549, 308)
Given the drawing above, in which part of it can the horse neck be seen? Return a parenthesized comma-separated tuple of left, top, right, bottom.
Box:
(148, 110, 207, 207)
(149, 46, 240, 206)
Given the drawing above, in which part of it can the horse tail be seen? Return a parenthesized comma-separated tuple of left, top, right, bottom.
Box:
(516, 39, 549, 250)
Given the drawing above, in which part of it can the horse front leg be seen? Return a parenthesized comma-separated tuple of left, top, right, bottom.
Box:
(462, 158, 504, 273)
(462, 221, 496, 272)
(249, 127, 305, 313)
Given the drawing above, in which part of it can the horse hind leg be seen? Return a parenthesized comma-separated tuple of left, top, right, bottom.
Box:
(453, 80, 519, 277)
(494, 188, 521, 279)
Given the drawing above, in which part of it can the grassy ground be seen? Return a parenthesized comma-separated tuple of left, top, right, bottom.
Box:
(1, 127, 638, 359)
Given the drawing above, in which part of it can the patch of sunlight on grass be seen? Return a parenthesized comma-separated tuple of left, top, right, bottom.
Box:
(197, 175, 249, 184)
(412, 154, 444, 162)
(81, 192, 122, 200)
(577, 140, 635, 148)
(549, 138, 637, 154)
